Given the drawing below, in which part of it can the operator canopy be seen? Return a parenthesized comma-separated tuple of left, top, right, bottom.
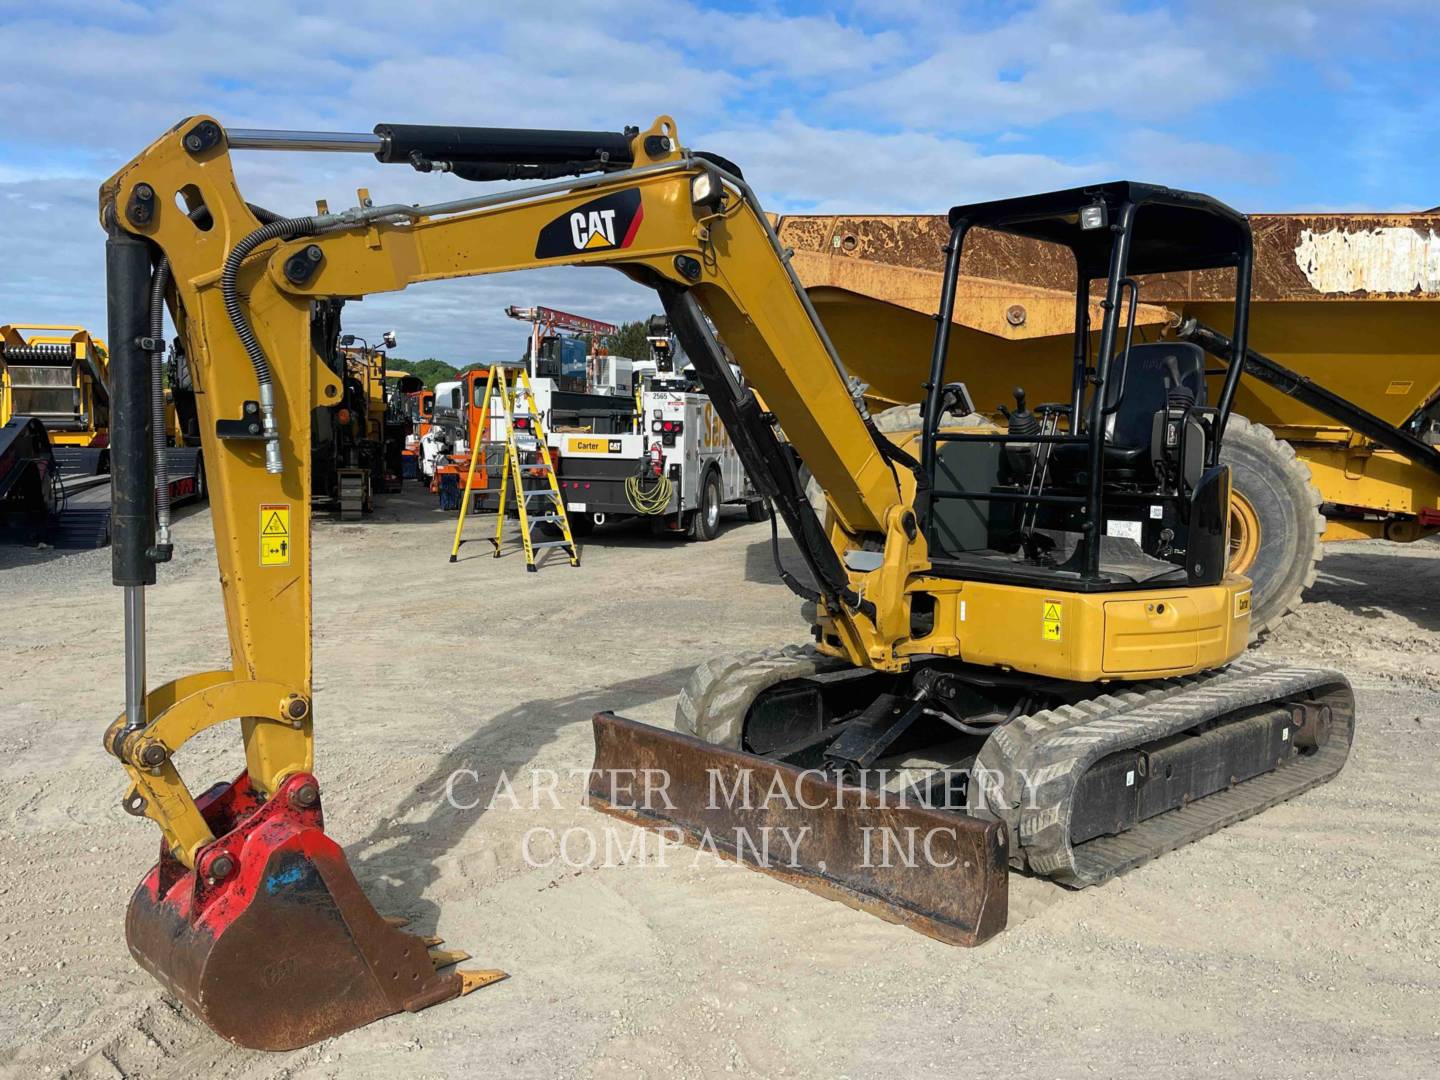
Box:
(949, 181, 1251, 276)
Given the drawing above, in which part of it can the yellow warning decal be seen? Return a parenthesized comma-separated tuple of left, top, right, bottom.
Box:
(1234, 589, 1252, 618)
(260, 503, 291, 567)
(1041, 599, 1062, 641)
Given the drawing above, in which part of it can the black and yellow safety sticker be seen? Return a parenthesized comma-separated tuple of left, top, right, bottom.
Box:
(260, 503, 291, 567)
(1042, 598, 1062, 641)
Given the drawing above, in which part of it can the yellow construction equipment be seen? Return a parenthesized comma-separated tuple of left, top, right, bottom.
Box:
(316, 322, 407, 517)
(100, 116, 1351, 1049)
(449, 363, 579, 570)
(774, 211, 1440, 636)
(1, 325, 111, 542)
(1, 325, 111, 464)
(1, 323, 204, 547)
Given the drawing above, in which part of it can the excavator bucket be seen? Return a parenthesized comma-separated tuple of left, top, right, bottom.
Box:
(125, 771, 505, 1051)
(587, 713, 1009, 946)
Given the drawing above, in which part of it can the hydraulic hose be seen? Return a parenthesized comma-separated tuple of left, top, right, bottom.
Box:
(769, 501, 820, 603)
(148, 256, 173, 555)
(221, 215, 325, 473)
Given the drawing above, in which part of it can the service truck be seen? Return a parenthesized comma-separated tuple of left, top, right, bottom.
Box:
(554, 320, 767, 539)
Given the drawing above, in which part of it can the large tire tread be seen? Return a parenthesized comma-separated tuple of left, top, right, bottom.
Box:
(1220, 415, 1325, 641)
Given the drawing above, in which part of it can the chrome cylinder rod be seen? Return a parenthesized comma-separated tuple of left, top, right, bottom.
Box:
(226, 129, 384, 153)
(124, 586, 146, 729)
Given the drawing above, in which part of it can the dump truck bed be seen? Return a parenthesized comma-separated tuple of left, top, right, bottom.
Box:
(777, 211, 1440, 427)
(775, 210, 1440, 527)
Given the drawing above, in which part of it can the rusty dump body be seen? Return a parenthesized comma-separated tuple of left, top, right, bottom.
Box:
(776, 211, 1440, 527)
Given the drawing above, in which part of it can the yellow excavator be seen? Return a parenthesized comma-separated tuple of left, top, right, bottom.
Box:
(100, 116, 1353, 1050)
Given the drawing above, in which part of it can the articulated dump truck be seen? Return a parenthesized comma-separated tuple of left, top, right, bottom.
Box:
(776, 211, 1440, 635)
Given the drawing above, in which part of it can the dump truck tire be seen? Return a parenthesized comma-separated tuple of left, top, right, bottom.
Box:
(676, 644, 846, 748)
(1219, 414, 1324, 640)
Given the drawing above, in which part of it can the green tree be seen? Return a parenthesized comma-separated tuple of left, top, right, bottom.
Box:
(384, 356, 462, 388)
(600, 320, 652, 361)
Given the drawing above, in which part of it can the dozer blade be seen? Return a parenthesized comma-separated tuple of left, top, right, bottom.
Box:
(587, 713, 1008, 946)
(125, 770, 505, 1051)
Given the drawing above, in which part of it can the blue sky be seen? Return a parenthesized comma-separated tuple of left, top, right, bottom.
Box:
(1, 0, 1436, 361)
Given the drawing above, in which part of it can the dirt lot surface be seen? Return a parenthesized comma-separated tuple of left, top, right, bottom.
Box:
(2, 491, 1437, 1079)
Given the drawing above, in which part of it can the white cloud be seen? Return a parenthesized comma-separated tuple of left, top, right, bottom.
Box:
(823, 0, 1434, 133)
(0, 0, 1435, 361)
(1120, 129, 1278, 190)
(701, 113, 1105, 212)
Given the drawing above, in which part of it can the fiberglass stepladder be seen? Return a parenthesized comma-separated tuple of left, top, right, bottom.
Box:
(449, 363, 579, 572)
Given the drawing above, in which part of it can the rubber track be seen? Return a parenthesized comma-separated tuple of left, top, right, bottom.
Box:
(973, 656, 1354, 887)
(676, 644, 847, 748)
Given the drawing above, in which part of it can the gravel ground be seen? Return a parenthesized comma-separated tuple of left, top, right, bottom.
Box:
(1, 491, 1436, 1079)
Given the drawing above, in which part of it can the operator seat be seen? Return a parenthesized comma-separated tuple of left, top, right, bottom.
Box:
(1100, 341, 1207, 478)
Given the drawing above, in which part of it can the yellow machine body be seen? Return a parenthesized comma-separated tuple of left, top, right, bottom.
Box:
(100, 112, 1255, 878)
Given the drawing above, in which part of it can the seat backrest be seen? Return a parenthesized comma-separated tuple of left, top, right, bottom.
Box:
(1103, 341, 1207, 451)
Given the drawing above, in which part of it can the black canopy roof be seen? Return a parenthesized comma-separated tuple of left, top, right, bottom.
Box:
(948, 181, 1251, 278)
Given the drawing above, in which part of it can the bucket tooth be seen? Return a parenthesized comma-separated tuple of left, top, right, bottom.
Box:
(460, 969, 510, 995)
(382, 915, 411, 929)
(428, 947, 471, 969)
(124, 770, 504, 1051)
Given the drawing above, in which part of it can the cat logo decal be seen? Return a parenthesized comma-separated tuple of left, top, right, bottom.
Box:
(536, 189, 643, 258)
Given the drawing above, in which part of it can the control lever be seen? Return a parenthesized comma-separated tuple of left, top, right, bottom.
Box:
(1152, 356, 1203, 497)
(997, 387, 1039, 437)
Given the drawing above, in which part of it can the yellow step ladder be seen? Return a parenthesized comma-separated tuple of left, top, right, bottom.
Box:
(449, 364, 579, 572)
